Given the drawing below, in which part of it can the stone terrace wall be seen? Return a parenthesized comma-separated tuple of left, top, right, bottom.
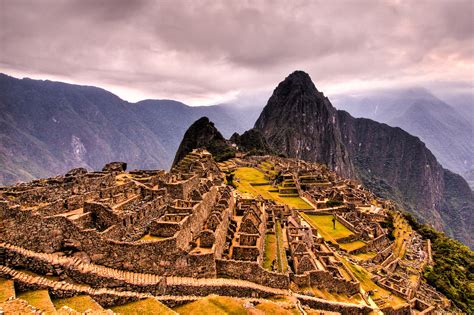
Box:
(175, 186, 218, 250)
(2, 244, 167, 295)
(216, 259, 289, 289)
(296, 294, 372, 315)
(0, 208, 198, 276)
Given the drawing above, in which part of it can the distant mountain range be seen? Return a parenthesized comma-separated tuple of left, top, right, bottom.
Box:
(0, 73, 259, 184)
(332, 88, 474, 187)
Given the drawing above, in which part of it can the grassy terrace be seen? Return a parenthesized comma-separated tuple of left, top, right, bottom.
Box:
(339, 257, 406, 308)
(263, 221, 288, 272)
(263, 233, 277, 270)
(300, 213, 366, 252)
(0, 278, 15, 302)
(112, 298, 175, 315)
(174, 295, 247, 315)
(53, 295, 104, 312)
(275, 221, 288, 272)
(17, 290, 56, 313)
(393, 213, 413, 258)
(301, 214, 353, 240)
(138, 234, 166, 242)
(234, 167, 312, 209)
(175, 295, 300, 315)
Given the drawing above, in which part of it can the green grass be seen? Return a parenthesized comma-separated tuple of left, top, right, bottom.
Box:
(138, 234, 166, 242)
(354, 251, 377, 261)
(301, 214, 353, 241)
(255, 300, 300, 314)
(17, 290, 56, 313)
(174, 295, 247, 315)
(53, 295, 103, 312)
(264, 233, 277, 270)
(0, 278, 15, 302)
(339, 258, 406, 308)
(339, 240, 367, 252)
(275, 221, 288, 272)
(234, 167, 312, 209)
(111, 298, 175, 314)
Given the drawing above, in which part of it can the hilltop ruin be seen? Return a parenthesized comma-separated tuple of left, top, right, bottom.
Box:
(0, 149, 456, 314)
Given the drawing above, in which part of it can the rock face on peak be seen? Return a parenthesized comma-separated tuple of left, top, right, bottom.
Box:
(254, 71, 473, 248)
(172, 117, 235, 167)
(230, 128, 273, 156)
(254, 71, 353, 177)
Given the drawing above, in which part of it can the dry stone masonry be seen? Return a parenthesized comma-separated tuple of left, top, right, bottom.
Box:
(0, 149, 456, 314)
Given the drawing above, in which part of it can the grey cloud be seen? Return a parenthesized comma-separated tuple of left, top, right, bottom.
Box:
(0, 0, 472, 104)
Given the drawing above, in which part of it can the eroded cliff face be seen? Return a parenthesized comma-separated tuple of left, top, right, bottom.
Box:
(253, 71, 473, 248)
(337, 111, 446, 228)
(254, 71, 353, 178)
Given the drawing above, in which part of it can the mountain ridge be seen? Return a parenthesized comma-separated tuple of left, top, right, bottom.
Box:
(254, 71, 473, 248)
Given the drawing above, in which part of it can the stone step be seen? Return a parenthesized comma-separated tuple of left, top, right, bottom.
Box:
(16, 289, 57, 314)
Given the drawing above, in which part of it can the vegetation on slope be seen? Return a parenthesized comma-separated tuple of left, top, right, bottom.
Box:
(172, 117, 235, 167)
(404, 213, 474, 313)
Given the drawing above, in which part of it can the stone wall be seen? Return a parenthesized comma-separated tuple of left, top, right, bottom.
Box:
(175, 186, 218, 250)
(297, 294, 372, 315)
(216, 259, 290, 289)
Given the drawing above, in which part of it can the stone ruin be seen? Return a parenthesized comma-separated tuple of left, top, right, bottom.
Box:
(0, 150, 455, 314)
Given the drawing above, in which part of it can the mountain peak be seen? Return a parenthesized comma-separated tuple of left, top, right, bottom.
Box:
(274, 70, 320, 98)
(254, 71, 353, 177)
(172, 117, 235, 167)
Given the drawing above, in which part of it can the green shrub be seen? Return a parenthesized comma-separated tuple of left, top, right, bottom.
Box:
(326, 200, 344, 207)
(404, 213, 474, 313)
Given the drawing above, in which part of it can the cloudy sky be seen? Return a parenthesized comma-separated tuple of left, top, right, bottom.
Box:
(1, 0, 472, 105)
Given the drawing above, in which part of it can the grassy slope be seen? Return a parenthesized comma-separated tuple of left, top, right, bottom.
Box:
(17, 290, 57, 313)
(234, 167, 312, 209)
(53, 295, 104, 312)
(301, 214, 353, 240)
(263, 233, 277, 270)
(111, 298, 175, 315)
(174, 295, 247, 315)
(0, 278, 15, 302)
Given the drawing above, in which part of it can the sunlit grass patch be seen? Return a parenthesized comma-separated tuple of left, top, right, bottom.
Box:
(53, 295, 103, 312)
(112, 298, 175, 315)
(301, 214, 353, 240)
(174, 295, 246, 315)
(234, 167, 312, 209)
(17, 290, 56, 313)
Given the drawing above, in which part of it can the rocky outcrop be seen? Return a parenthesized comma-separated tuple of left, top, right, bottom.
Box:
(254, 71, 353, 178)
(102, 162, 127, 173)
(254, 70, 473, 248)
(230, 129, 273, 156)
(172, 117, 235, 167)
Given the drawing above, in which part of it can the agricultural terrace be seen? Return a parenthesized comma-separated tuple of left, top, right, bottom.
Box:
(300, 213, 366, 252)
(233, 167, 312, 209)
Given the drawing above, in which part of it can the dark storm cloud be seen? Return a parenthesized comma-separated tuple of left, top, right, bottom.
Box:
(0, 0, 472, 104)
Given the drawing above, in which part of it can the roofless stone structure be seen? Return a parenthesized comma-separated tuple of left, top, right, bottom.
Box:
(0, 150, 455, 313)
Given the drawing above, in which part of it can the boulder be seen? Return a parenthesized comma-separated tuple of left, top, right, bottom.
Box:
(102, 162, 127, 173)
(65, 167, 88, 177)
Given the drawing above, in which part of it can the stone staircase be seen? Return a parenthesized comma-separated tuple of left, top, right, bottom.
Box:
(1, 242, 164, 287)
(2, 242, 287, 298)
(0, 265, 150, 308)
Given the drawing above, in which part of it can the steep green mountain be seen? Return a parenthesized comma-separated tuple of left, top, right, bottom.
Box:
(254, 71, 473, 248)
(172, 117, 235, 166)
(332, 89, 474, 185)
(254, 71, 353, 178)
